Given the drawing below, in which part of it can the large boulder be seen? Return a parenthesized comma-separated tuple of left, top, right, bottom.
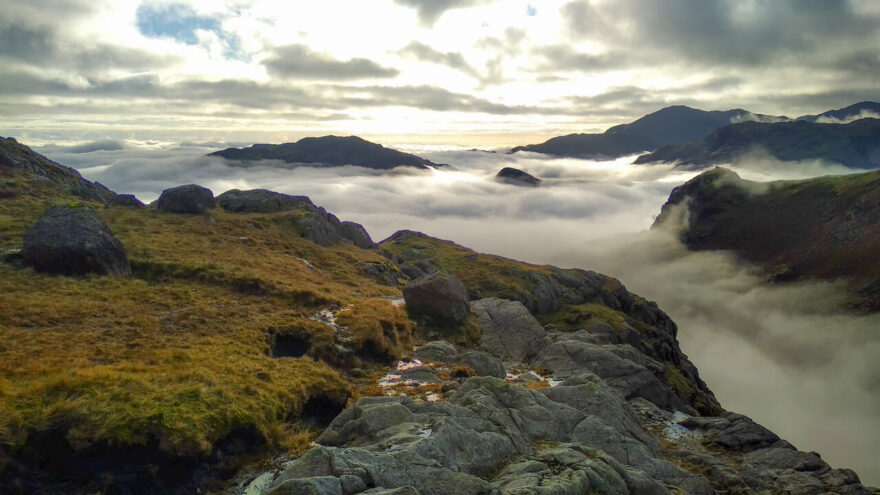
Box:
(22, 205, 130, 276)
(403, 270, 470, 323)
(216, 188, 313, 213)
(471, 298, 549, 361)
(156, 184, 215, 214)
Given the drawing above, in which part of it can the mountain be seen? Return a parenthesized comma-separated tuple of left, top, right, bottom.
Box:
(510, 105, 785, 159)
(208, 135, 441, 169)
(0, 137, 116, 203)
(653, 167, 880, 310)
(635, 118, 880, 169)
(797, 101, 880, 123)
(1, 138, 875, 494)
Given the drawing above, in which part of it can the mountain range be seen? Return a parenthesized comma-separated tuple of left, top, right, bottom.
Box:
(3, 138, 876, 494)
(512, 101, 880, 170)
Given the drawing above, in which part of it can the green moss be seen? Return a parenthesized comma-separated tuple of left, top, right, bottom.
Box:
(539, 303, 627, 332)
(665, 363, 692, 397)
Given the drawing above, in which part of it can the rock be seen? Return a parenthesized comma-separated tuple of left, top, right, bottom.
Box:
(495, 167, 541, 186)
(400, 366, 441, 383)
(339, 221, 374, 249)
(744, 448, 828, 473)
(156, 184, 215, 214)
(296, 210, 342, 247)
(453, 351, 505, 378)
(412, 341, 459, 362)
(108, 194, 145, 207)
(403, 270, 470, 323)
(216, 189, 312, 213)
(471, 298, 549, 361)
(22, 205, 130, 276)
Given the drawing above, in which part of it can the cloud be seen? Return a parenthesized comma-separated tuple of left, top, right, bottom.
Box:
(562, 0, 880, 68)
(263, 44, 399, 80)
(0, 22, 178, 72)
(393, 0, 497, 26)
(398, 41, 481, 79)
(135, 2, 242, 59)
(35, 141, 880, 486)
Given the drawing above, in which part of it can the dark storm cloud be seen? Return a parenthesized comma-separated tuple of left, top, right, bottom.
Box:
(263, 44, 399, 80)
(393, 0, 496, 25)
(562, 0, 880, 68)
(0, 22, 178, 72)
(0, 70, 565, 117)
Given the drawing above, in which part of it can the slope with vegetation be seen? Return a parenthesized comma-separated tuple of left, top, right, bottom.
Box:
(0, 138, 875, 494)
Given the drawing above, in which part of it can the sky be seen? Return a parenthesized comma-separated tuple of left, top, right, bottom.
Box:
(2, 0, 880, 146)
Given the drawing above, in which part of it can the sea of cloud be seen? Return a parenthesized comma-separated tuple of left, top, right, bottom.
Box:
(38, 141, 880, 485)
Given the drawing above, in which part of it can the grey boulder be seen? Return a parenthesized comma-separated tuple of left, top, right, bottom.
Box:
(156, 184, 215, 213)
(403, 270, 470, 323)
(471, 298, 549, 361)
(22, 205, 130, 276)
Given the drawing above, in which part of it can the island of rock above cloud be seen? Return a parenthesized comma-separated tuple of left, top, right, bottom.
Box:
(208, 135, 442, 170)
(495, 166, 541, 186)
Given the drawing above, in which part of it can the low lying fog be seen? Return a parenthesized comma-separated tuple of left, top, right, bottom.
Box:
(40, 141, 880, 485)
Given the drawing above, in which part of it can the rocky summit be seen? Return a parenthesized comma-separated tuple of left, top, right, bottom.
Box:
(495, 167, 541, 186)
(0, 138, 877, 494)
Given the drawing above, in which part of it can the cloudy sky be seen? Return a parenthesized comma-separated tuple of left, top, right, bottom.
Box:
(1, 0, 879, 146)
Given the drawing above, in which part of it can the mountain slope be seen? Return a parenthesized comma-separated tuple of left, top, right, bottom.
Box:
(636, 118, 880, 169)
(0, 139, 875, 494)
(208, 135, 441, 169)
(653, 167, 880, 309)
(511, 105, 784, 159)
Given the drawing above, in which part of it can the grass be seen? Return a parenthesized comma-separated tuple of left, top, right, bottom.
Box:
(0, 189, 411, 469)
(538, 302, 628, 332)
(336, 299, 414, 362)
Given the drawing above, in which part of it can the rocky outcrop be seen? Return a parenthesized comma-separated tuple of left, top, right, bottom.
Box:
(216, 189, 313, 213)
(0, 137, 116, 203)
(495, 167, 541, 186)
(22, 205, 130, 276)
(252, 344, 871, 494)
(402, 270, 470, 323)
(209, 136, 442, 170)
(108, 194, 145, 207)
(156, 184, 215, 214)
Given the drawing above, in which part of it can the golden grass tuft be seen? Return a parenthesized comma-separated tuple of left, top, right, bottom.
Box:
(336, 299, 414, 362)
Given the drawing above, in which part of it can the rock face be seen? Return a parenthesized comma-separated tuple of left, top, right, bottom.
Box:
(156, 184, 215, 214)
(635, 118, 880, 169)
(22, 205, 130, 276)
(403, 270, 470, 323)
(510, 105, 784, 159)
(108, 194, 145, 207)
(209, 136, 442, 170)
(653, 167, 880, 310)
(495, 167, 541, 186)
(0, 137, 117, 203)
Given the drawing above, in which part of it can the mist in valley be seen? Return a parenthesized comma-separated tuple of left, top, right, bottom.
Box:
(40, 141, 880, 485)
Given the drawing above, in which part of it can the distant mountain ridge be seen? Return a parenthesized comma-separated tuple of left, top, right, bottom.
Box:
(797, 101, 880, 123)
(209, 135, 441, 170)
(510, 105, 786, 159)
(635, 118, 880, 169)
